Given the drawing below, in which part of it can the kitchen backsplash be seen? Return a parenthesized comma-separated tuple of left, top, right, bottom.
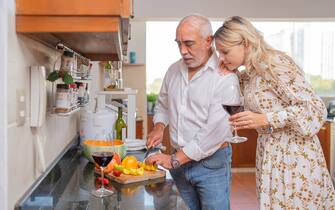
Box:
(7, 0, 78, 208)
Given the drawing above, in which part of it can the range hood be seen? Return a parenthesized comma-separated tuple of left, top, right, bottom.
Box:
(16, 0, 133, 61)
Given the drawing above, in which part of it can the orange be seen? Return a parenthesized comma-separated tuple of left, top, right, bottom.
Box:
(122, 156, 138, 169)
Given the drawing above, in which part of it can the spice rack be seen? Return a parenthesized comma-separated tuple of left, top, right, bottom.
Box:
(49, 43, 91, 116)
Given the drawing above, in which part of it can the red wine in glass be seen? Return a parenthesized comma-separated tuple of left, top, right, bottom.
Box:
(222, 104, 248, 143)
(222, 105, 244, 115)
(92, 152, 115, 197)
(92, 152, 113, 167)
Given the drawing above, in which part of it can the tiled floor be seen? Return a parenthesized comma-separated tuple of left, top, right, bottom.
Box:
(231, 172, 259, 210)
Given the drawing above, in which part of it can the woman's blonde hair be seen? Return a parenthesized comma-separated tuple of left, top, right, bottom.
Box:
(214, 16, 289, 74)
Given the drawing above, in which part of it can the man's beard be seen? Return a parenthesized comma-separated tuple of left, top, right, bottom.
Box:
(183, 56, 206, 69)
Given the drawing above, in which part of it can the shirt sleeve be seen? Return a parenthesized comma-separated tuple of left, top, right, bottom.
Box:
(182, 74, 239, 161)
(153, 69, 170, 127)
(265, 55, 327, 138)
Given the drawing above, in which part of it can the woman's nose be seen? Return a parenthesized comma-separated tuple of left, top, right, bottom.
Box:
(219, 54, 225, 62)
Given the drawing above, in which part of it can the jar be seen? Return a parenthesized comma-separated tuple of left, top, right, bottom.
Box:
(78, 83, 86, 105)
(69, 84, 78, 107)
(55, 84, 71, 113)
(60, 50, 74, 72)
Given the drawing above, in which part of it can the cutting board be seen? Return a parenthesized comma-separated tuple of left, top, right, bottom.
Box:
(96, 169, 166, 184)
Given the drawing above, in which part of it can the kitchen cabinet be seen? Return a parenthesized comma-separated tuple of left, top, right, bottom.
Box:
(318, 121, 331, 171)
(233, 122, 332, 170)
(147, 116, 332, 170)
(136, 118, 143, 139)
(147, 115, 172, 155)
(231, 129, 258, 168)
(16, 0, 133, 61)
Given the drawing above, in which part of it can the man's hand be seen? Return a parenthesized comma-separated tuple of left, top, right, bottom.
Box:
(145, 153, 172, 170)
(146, 123, 165, 148)
(229, 111, 269, 130)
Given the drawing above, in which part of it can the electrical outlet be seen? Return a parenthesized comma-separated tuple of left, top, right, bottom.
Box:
(16, 89, 26, 126)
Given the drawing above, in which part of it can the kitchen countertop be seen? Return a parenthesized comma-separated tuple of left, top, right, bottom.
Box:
(15, 144, 187, 210)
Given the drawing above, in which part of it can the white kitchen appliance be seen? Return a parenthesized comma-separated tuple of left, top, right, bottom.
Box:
(79, 102, 117, 144)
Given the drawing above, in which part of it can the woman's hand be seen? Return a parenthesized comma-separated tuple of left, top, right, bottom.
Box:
(229, 111, 269, 130)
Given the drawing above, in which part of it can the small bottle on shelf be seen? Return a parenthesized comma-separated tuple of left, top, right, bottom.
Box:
(55, 84, 71, 113)
(115, 106, 127, 140)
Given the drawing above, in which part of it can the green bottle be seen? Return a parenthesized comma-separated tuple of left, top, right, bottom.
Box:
(115, 106, 127, 140)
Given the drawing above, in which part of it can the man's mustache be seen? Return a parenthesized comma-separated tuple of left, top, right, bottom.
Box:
(183, 56, 193, 60)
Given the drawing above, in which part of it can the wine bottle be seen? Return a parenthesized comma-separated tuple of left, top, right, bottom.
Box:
(115, 106, 127, 140)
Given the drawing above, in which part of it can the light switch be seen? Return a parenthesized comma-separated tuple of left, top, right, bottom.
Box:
(16, 89, 26, 126)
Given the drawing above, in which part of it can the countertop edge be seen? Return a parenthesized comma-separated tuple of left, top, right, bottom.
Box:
(14, 136, 79, 210)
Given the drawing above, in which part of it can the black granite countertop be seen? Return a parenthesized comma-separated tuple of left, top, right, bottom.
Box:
(15, 144, 187, 210)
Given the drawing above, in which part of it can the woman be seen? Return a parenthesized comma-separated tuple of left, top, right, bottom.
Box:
(214, 16, 335, 209)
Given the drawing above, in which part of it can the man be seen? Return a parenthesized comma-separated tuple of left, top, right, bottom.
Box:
(146, 14, 239, 210)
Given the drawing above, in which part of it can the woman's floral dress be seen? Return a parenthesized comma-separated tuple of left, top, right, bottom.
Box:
(239, 54, 335, 209)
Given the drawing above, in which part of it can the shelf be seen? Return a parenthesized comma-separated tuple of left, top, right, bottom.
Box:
(54, 107, 80, 116)
(73, 78, 92, 83)
(16, 0, 132, 61)
(123, 63, 145, 67)
(99, 88, 138, 95)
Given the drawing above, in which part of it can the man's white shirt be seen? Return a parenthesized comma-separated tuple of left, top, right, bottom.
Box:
(154, 53, 240, 161)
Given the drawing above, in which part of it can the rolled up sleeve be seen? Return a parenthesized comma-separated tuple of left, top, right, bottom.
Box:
(182, 74, 239, 161)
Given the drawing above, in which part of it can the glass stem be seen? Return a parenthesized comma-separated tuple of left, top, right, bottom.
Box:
(234, 127, 238, 137)
(100, 167, 105, 190)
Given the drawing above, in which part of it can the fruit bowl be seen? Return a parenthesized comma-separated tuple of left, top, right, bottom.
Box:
(82, 140, 127, 162)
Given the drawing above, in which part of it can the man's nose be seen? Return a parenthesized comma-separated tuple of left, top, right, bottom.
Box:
(179, 44, 188, 55)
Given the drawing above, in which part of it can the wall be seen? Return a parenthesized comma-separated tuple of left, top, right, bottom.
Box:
(6, 0, 78, 208)
(123, 64, 147, 138)
(127, 21, 146, 65)
(134, 0, 335, 19)
(0, 0, 8, 209)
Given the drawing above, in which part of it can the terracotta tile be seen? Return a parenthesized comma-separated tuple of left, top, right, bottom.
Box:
(231, 172, 258, 209)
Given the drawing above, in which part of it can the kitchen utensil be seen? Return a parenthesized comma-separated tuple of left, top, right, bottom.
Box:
(96, 168, 166, 184)
(144, 144, 166, 159)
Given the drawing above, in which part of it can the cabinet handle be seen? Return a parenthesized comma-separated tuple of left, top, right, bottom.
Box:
(320, 127, 326, 130)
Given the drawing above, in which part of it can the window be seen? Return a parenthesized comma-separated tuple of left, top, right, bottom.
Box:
(146, 21, 335, 96)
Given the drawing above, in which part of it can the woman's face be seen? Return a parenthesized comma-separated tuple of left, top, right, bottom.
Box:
(215, 41, 247, 71)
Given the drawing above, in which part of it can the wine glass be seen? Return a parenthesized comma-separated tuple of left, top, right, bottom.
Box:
(92, 151, 115, 197)
(221, 83, 247, 143)
(222, 104, 248, 143)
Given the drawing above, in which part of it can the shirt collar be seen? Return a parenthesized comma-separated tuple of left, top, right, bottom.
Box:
(179, 50, 218, 74)
(206, 51, 219, 72)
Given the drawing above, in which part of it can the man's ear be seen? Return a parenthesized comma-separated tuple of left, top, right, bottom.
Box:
(206, 35, 213, 48)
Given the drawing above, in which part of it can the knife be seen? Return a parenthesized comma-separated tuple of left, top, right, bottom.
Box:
(143, 144, 166, 159)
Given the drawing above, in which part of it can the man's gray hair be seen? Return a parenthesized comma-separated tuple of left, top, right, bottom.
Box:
(178, 14, 213, 38)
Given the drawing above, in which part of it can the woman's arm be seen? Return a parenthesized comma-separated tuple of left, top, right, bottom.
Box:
(264, 56, 327, 137)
